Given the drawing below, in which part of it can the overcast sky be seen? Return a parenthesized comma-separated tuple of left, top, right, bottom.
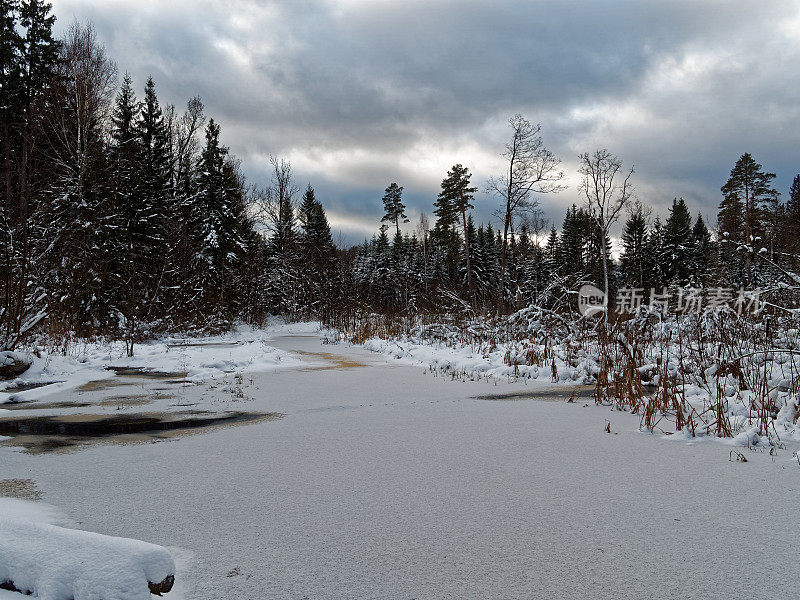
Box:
(51, 0, 800, 246)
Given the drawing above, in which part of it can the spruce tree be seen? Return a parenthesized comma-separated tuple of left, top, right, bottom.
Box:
(1, 0, 25, 348)
(544, 226, 558, 277)
(662, 198, 693, 285)
(19, 0, 59, 105)
(109, 73, 147, 338)
(786, 175, 800, 251)
(1, 0, 59, 348)
(717, 190, 745, 286)
(298, 184, 334, 257)
(646, 217, 665, 290)
(619, 202, 648, 288)
(191, 118, 247, 317)
(138, 77, 170, 253)
(690, 214, 714, 286)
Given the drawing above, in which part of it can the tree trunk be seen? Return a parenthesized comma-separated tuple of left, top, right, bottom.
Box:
(601, 223, 609, 322)
(744, 184, 751, 287)
(498, 207, 510, 314)
(461, 204, 474, 305)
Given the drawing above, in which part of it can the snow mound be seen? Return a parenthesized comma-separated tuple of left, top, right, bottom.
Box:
(0, 518, 175, 600)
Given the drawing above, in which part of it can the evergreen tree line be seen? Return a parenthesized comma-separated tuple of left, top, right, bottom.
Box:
(3, 4, 800, 351)
(0, 4, 342, 351)
(352, 153, 800, 315)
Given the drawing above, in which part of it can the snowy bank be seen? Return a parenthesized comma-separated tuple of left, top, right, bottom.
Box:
(363, 336, 591, 383)
(357, 314, 800, 449)
(0, 322, 324, 405)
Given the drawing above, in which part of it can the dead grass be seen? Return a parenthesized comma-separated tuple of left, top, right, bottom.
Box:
(0, 479, 41, 500)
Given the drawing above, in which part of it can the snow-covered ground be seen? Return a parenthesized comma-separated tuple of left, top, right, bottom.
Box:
(1, 331, 799, 599)
(363, 335, 577, 381)
(0, 321, 322, 407)
(363, 331, 800, 447)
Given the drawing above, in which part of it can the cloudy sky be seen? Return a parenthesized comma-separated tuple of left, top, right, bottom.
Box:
(51, 0, 800, 245)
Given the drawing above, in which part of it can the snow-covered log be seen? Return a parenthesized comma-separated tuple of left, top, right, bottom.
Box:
(0, 352, 31, 380)
(0, 518, 175, 600)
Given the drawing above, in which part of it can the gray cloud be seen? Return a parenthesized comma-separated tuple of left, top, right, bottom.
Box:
(52, 0, 800, 245)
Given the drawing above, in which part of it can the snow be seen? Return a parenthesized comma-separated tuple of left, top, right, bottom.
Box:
(0, 321, 319, 405)
(0, 498, 174, 600)
(0, 352, 29, 368)
(0, 498, 65, 525)
(364, 336, 587, 383)
(0, 517, 174, 600)
(1, 333, 798, 599)
(360, 323, 800, 446)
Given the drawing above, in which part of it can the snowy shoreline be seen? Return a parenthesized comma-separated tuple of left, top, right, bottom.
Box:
(0, 322, 326, 407)
(358, 326, 800, 456)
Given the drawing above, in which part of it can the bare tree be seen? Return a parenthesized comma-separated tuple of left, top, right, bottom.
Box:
(46, 22, 116, 193)
(170, 96, 205, 196)
(578, 148, 634, 300)
(40, 22, 116, 333)
(520, 208, 549, 246)
(251, 156, 299, 254)
(416, 212, 430, 292)
(487, 114, 565, 313)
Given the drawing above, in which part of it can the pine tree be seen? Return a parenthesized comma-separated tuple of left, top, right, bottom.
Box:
(380, 182, 407, 236)
(137, 76, 170, 269)
(109, 73, 147, 342)
(646, 217, 665, 290)
(1, 0, 59, 348)
(720, 153, 777, 286)
(662, 198, 693, 285)
(619, 202, 648, 288)
(785, 175, 800, 252)
(191, 118, 247, 318)
(690, 214, 714, 286)
(717, 189, 745, 286)
(436, 164, 477, 302)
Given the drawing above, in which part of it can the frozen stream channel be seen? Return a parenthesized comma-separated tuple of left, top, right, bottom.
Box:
(1, 333, 798, 599)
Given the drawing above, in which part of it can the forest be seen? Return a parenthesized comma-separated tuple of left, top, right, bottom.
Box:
(2, 1, 800, 355)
